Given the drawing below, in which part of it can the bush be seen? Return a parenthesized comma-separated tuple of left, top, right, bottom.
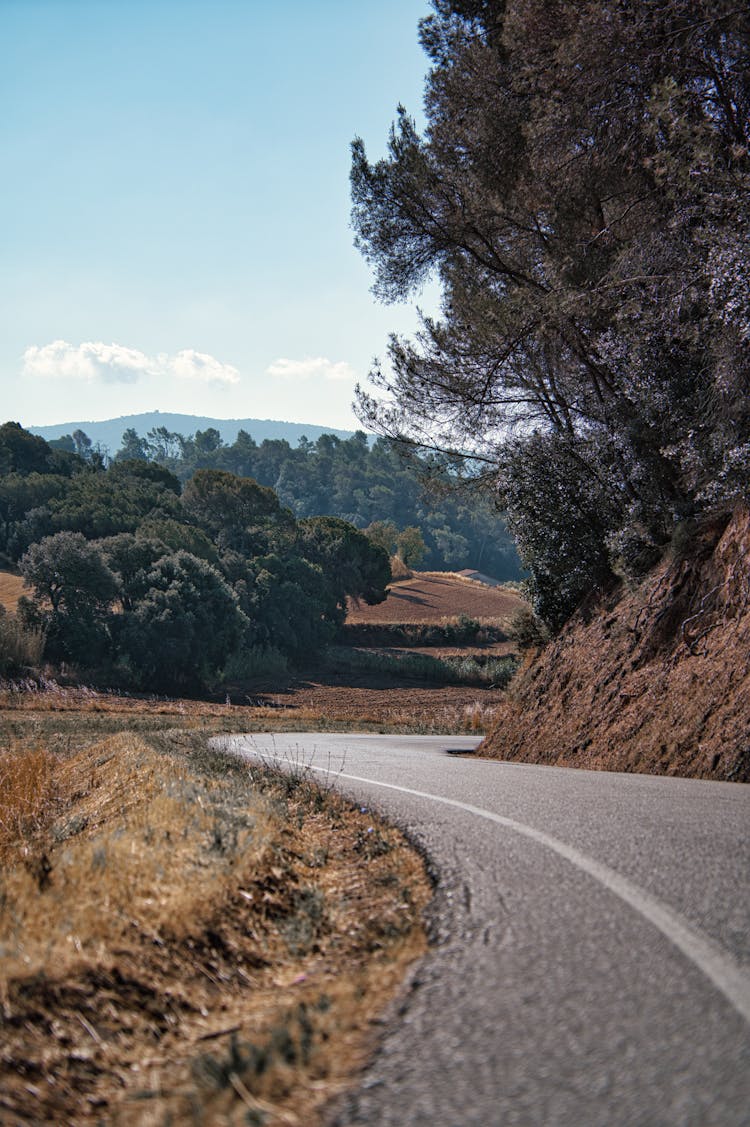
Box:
(508, 606, 551, 651)
(117, 551, 247, 692)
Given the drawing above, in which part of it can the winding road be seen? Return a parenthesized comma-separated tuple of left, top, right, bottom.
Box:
(221, 733, 750, 1126)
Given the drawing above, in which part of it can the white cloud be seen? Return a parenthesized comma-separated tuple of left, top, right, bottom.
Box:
(22, 339, 151, 384)
(169, 348, 240, 385)
(22, 340, 240, 387)
(266, 356, 356, 383)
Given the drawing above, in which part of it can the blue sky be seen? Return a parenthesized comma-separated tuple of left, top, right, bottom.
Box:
(1, 0, 435, 431)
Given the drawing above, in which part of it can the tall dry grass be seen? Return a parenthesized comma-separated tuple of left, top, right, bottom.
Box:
(0, 746, 59, 860)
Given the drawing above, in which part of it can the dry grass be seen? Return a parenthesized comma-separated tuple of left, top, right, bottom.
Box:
(0, 673, 508, 736)
(0, 720, 432, 1126)
(388, 555, 413, 581)
(0, 570, 24, 612)
(0, 745, 60, 861)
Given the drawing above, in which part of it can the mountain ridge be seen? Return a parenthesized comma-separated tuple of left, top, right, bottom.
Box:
(28, 411, 360, 454)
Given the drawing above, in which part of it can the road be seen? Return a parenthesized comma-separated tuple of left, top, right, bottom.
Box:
(221, 733, 750, 1126)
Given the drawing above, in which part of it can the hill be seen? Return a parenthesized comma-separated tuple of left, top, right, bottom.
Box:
(347, 571, 524, 626)
(28, 411, 359, 455)
(478, 508, 750, 782)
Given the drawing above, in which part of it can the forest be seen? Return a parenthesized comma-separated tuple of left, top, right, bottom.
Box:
(40, 422, 521, 578)
(0, 421, 395, 691)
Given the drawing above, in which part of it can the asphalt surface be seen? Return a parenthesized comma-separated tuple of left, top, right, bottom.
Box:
(220, 733, 750, 1127)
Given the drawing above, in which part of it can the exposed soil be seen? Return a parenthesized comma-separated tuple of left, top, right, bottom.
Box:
(348, 572, 524, 625)
(480, 508, 750, 782)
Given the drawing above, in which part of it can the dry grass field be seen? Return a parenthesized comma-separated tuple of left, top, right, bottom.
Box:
(347, 571, 525, 627)
(0, 713, 431, 1125)
(0, 570, 24, 612)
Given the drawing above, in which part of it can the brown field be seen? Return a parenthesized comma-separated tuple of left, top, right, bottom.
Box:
(0, 570, 24, 611)
(348, 571, 525, 625)
(0, 677, 507, 737)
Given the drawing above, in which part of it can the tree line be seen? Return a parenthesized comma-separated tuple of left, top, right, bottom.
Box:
(0, 421, 391, 691)
(47, 422, 521, 579)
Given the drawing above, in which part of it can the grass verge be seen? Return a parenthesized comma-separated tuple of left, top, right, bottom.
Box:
(0, 718, 432, 1126)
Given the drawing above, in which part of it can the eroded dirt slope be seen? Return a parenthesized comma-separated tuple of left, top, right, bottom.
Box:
(480, 508, 750, 782)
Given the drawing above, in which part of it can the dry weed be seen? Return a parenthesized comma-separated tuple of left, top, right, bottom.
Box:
(0, 745, 59, 860)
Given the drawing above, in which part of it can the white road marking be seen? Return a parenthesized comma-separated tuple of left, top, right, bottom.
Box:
(263, 750, 750, 1027)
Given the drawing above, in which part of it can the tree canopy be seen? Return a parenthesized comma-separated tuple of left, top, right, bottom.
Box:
(351, 0, 749, 624)
(2, 425, 401, 689)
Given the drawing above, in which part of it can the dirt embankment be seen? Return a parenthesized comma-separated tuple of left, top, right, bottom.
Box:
(479, 508, 750, 782)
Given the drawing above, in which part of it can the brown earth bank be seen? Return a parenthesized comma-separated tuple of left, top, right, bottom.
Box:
(479, 507, 750, 782)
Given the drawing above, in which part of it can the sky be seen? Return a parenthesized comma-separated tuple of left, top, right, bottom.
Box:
(1, 0, 437, 432)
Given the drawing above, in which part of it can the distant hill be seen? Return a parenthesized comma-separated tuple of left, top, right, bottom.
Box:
(28, 412, 359, 455)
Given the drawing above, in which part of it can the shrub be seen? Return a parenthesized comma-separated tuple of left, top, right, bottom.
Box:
(508, 606, 551, 651)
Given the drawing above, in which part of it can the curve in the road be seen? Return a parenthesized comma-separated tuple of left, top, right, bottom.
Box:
(223, 733, 750, 1126)
(302, 762, 750, 1026)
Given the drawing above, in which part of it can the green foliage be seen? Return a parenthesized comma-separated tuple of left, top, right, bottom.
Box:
(340, 616, 492, 648)
(182, 469, 293, 555)
(11, 463, 183, 558)
(364, 519, 398, 555)
(113, 425, 521, 578)
(233, 553, 339, 661)
(116, 552, 247, 692)
(297, 516, 391, 617)
(327, 646, 517, 687)
(508, 606, 551, 652)
(396, 525, 427, 567)
(0, 421, 82, 477)
(221, 645, 289, 683)
(19, 532, 119, 664)
(1, 423, 516, 687)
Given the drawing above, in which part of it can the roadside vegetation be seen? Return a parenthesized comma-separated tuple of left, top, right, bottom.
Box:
(0, 716, 432, 1125)
(325, 646, 517, 689)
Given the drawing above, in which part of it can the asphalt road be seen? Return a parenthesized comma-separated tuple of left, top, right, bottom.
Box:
(221, 733, 750, 1126)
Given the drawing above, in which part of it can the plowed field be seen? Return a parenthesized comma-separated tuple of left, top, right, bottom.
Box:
(348, 572, 524, 625)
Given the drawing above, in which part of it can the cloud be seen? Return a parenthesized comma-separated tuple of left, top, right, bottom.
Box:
(169, 349, 240, 385)
(22, 340, 240, 387)
(266, 356, 356, 383)
(22, 340, 151, 384)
